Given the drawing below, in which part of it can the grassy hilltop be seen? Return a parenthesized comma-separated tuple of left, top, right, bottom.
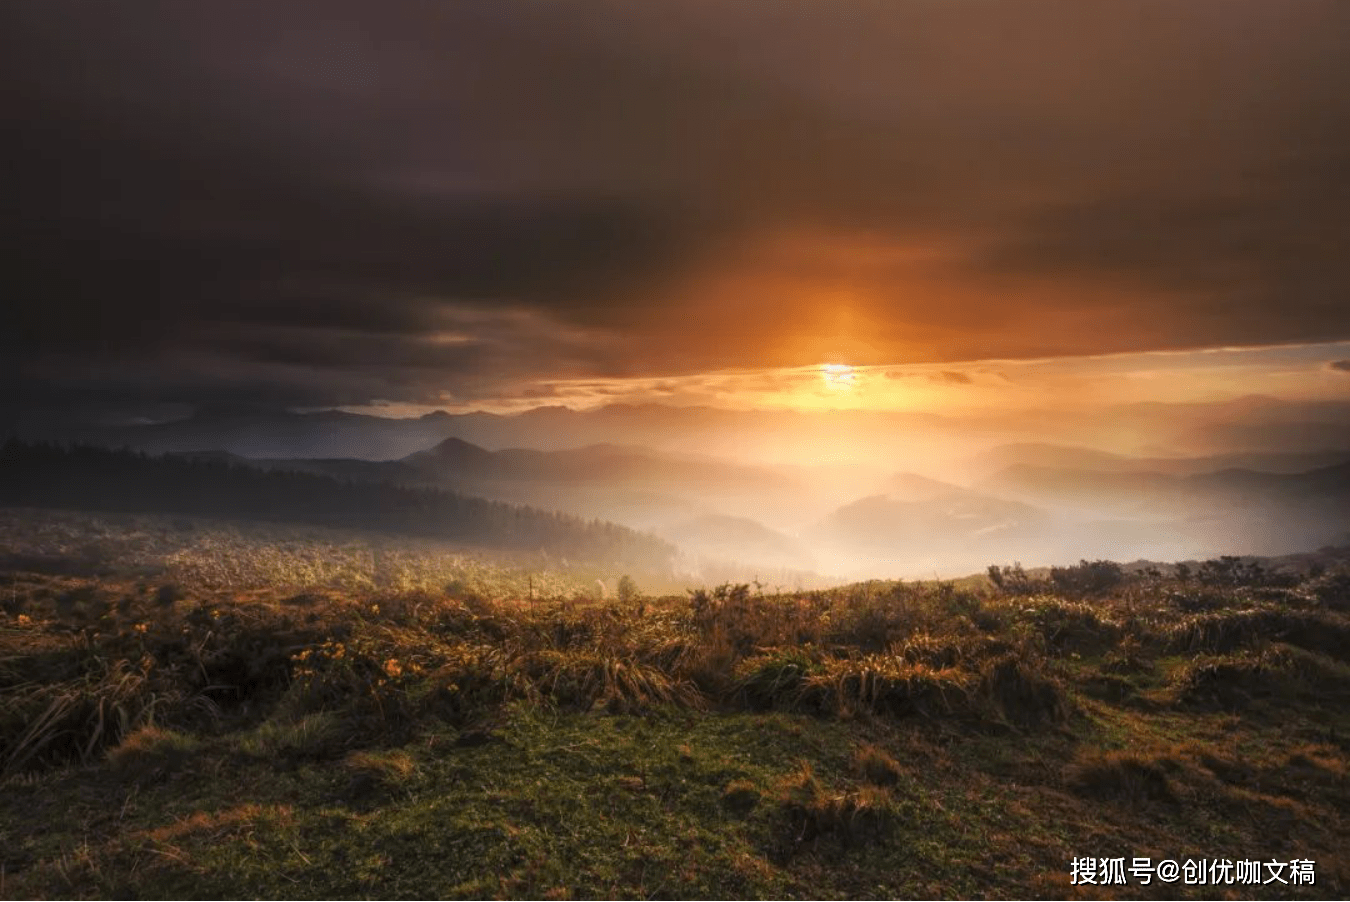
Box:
(1, 512, 1349, 898)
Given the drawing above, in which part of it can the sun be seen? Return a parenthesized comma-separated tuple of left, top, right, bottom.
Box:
(820, 362, 856, 390)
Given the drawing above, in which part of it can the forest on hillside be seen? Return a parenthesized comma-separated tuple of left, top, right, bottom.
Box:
(0, 441, 674, 571)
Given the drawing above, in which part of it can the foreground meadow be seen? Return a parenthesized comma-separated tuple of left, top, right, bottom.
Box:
(2, 512, 1349, 898)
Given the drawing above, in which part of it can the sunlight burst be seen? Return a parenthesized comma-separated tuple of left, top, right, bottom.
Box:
(820, 362, 856, 390)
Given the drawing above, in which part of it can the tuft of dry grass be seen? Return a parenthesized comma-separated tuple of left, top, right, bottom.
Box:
(512, 648, 705, 714)
(852, 743, 904, 786)
(106, 724, 203, 782)
(1064, 749, 1177, 806)
(806, 655, 977, 719)
(720, 779, 761, 816)
(772, 760, 898, 858)
(1169, 644, 1350, 710)
(977, 655, 1070, 728)
(236, 711, 346, 759)
(343, 749, 419, 791)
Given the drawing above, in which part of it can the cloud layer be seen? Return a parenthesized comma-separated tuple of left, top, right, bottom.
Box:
(4, 1, 1350, 415)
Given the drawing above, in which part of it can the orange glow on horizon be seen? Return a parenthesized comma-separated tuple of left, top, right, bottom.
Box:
(820, 363, 856, 391)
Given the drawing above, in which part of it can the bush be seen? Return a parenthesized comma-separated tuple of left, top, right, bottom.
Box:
(1049, 560, 1125, 596)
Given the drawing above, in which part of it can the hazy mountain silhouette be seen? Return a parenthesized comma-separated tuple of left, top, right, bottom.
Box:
(968, 442, 1350, 479)
(405, 438, 797, 493)
(0, 441, 675, 570)
(882, 472, 971, 502)
(656, 514, 814, 571)
(982, 459, 1350, 512)
(20, 397, 1350, 470)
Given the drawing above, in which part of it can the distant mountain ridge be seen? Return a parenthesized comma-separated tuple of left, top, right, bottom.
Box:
(22, 396, 1350, 465)
(405, 437, 800, 493)
(0, 441, 675, 570)
(968, 442, 1350, 478)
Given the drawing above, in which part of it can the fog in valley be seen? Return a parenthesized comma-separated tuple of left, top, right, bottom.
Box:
(21, 387, 1347, 585)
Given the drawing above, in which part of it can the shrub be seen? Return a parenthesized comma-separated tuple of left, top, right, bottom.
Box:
(1049, 559, 1125, 596)
(987, 563, 1042, 594)
(1307, 571, 1350, 612)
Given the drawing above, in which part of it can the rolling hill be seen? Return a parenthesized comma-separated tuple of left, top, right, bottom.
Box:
(0, 441, 675, 571)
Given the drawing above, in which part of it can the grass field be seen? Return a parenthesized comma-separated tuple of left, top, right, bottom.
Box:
(2, 510, 1349, 898)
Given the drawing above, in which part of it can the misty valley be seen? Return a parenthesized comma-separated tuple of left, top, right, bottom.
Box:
(10, 396, 1349, 586)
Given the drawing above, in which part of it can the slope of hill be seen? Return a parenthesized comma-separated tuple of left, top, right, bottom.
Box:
(978, 464, 1178, 514)
(656, 514, 814, 571)
(136, 442, 830, 565)
(981, 459, 1350, 513)
(405, 438, 798, 494)
(8, 548, 1346, 897)
(0, 441, 674, 571)
(881, 472, 968, 502)
(969, 442, 1350, 479)
(808, 490, 1053, 576)
(400, 438, 818, 530)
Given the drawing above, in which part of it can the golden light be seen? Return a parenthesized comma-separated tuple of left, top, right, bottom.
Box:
(820, 362, 856, 390)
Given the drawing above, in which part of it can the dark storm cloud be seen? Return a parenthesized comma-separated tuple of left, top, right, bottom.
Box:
(4, 0, 1350, 417)
(1330, 361, 1350, 373)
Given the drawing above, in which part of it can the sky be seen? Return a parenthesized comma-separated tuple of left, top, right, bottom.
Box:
(4, 1, 1350, 422)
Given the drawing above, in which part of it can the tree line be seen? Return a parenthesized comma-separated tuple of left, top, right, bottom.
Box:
(0, 441, 675, 570)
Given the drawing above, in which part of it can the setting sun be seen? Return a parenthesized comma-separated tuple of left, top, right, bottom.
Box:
(820, 362, 856, 390)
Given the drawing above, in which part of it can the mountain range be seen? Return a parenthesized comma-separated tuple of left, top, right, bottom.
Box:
(12, 398, 1350, 579)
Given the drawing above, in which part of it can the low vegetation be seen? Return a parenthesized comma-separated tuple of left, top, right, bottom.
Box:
(1, 519, 1348, 897)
